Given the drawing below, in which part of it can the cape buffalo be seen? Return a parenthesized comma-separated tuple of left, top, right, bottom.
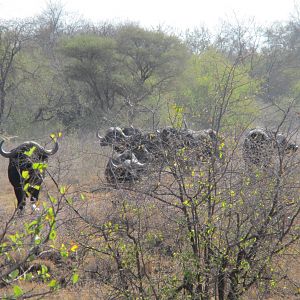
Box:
(105, 150, 146, 184)
(157, 127, 224, 162)
(97, 127, 129, 152)
(181, 128, 224, 161)
(0, 140, 59, 212)
(243, 128, 298, 167)
(98, 126, 151, 162)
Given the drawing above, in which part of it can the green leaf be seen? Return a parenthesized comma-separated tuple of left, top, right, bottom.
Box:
(23, 183, 30, 192)
(28, 220, 38, 228)
(24, 146, 36, 157)
(24, 272, 33, 281)
(183, 200, 191, 207)
(21, 170, 30, 179)
(60, 186, 66, 195)
(49, 195, 57, 204)
(9, 269, 19, 279)
(41, 265, 48, 274)
(72, 273, 79, 284)
(34, 235, 41, 245)
(13, 285, 23, 298)
(8, 234, 17, 243)
(60, 244, 69, 258)
(50, 133, 57, 142)
(49, 230, 57, 241)
(70, 244, 78, 252)
(32, 162, 48, 171)
(48, 279, 58, 288)
(66, 197, 73, 205)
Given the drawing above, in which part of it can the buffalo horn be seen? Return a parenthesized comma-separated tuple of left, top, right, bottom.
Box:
(43, 141, 59, 155)
(249, 128, 269, 141)
(0, 140, 16, 158)
(115, 127, 129, 138)
(96, 130, 103, 140)
(110, 160, 121, 169)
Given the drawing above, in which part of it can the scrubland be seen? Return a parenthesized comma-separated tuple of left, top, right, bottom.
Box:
(0, 132, 299, 300)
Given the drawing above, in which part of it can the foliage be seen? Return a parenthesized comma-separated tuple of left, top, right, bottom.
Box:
(174, 49, 260, 129)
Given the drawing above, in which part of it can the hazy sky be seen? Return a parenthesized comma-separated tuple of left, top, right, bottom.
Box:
(0, 0, 298, 30)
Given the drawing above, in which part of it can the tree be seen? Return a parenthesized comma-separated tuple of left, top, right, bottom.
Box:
(115, 25, 188, 105)
(258, 21, 300, 103)
(184, 26, 212, 54)
(113, 25, 189, 126)
(0, 21, 31, 128)
(59, 35, 121, 114)
(174, 49, 260, 130)
(35, 0, 66, 54)
(58, 25, 189, 127)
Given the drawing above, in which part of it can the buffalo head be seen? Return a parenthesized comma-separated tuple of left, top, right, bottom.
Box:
(243, 128, 298, 168)
(105, 150, 146, 184)
(97, 127, 129, 148)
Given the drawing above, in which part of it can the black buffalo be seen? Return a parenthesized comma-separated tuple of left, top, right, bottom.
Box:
(155, 127, 225, 162)
(97, 127, 129, 152)
(98, 126, 151, 163)
(243, 128, 298, 167)
(105, 150, 146, 184)
(181, 128, 224, 161)
(0, 140, 59, 212)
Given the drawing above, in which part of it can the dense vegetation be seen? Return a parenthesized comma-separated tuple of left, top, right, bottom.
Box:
(0, 2, 300, 299)
(0, 3, 299, 136)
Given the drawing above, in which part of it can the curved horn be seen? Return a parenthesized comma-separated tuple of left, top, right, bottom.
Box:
(110, 160, 121, 169)
(249, 128, 269, 141)
(97, 130, 103, 140)
(115, 127, 129, 138)
(44, 141, 59, 155)
(0, 140, 16, 158)
(32, 141, 59, 156)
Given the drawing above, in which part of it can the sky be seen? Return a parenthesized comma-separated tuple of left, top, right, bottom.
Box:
(0, 0, 298, 31)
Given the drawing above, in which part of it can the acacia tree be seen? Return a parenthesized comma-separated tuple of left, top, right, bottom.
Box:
(115, 25, 188, 104)
(58, 25, 189, 127)
(174, 49, 260, 131)
(59, 35, 123, 112)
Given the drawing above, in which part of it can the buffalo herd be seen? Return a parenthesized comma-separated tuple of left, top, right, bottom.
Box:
(97, 126, 226, 184)
(0, 126, 298, 212)
(98, 126, 298, 183)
